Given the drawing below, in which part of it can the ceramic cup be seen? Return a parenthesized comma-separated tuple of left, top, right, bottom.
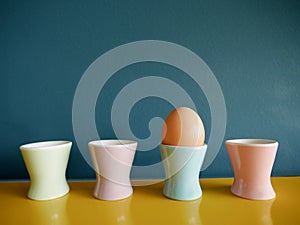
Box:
(88, 140, 137, 201)
(20, 140, 72, 200)
(225, 139, 278, 200)
(160, 144, 207, 200)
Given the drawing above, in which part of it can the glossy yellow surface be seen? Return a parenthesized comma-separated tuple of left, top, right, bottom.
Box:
(1, 177, 299, 225)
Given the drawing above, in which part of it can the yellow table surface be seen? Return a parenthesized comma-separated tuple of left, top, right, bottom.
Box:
(0, 177, 299, 225)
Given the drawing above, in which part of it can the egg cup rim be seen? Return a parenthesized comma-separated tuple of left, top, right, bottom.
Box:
(160, 143, 207, 149)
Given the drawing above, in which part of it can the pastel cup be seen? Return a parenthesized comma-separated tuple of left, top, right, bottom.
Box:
(88, 140, 137, 201)
(20, 140, 72, 200)
(160, 144, 207, 200)
(225, 139, 278, 200)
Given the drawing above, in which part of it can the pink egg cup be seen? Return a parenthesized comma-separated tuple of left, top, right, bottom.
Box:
(225, 139, 278, 200)
(88, 140, 137, 201)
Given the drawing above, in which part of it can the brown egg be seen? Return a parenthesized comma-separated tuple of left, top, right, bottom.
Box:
(162, 107, 205, 146)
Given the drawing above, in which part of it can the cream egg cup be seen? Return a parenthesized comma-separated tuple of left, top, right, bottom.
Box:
(20, 140, 72, 201)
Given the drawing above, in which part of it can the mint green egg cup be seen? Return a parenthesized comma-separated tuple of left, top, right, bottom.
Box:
(160, 144, 207, 201)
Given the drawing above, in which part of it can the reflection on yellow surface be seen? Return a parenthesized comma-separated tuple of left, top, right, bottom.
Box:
(271, 178, 300, 225)
(66, 181, 133, 225)
(100, 198, 133, 225)
(0, 182, 69, 225)
(131, 181, 202, 225)
(0, 177, 299, 225)
(201, 193, 274, 225)
(200, 179, 274, 225)
(27, 195, 69, 225)
(68, 196, 132, 225)
(161, 198, 202, 225)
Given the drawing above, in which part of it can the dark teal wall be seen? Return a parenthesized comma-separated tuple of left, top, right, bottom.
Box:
(1, 0, 299, 179)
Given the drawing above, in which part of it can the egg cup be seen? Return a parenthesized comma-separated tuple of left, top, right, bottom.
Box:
(20, 140, 72, 200)
(160, 144, 207, 201)
(88, 140, 137, 201)
(225, 139, 278, 200)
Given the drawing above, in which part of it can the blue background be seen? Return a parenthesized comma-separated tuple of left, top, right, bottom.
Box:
(1, 0, 299, 179)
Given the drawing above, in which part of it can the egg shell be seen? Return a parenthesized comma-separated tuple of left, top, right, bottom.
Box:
(162, 107, 205, 146)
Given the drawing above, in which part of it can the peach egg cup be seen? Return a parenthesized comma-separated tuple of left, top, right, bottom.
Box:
(225, 139, 278, 200)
